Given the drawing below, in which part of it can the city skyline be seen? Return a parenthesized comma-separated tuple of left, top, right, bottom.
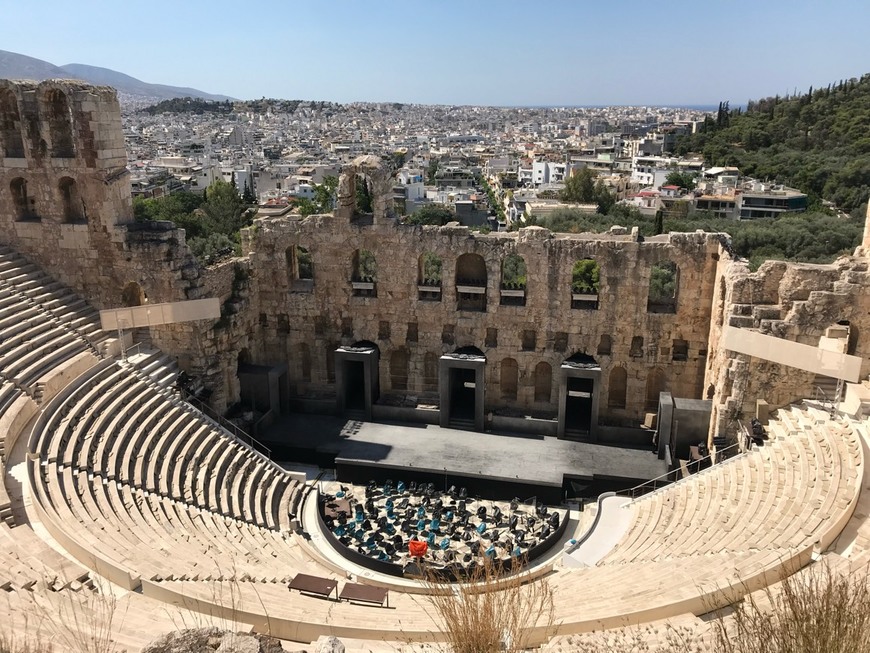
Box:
(3, 0, 870, 106)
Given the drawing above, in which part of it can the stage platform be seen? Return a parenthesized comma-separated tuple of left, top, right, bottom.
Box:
(259, 414, 668, 503)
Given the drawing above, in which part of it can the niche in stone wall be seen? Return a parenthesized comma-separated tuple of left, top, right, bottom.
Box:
(521, 329, 537, 351)
(0, 89, 25, 158)
(645, 369, 666, 411)
(597, 334, 612, 356)
(672, 338, 689, 361)
(608, 366, 628, 408)
(121, 281, 146, 307)
(648, 261, 679, 313)
(423, 352, 439, 393)
(59, 177, 85, 223)
(298, 343, 312, 382)
(46, 89, 75, 158)
(390, 348, 409, 391)
(500, 358, 518, 400)
(630, 336, 644, 358)
(534, 362, 552, 403)
(10, 178, 37, 221)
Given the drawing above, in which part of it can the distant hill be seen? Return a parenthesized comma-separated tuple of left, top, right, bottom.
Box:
(675, 74, 870, 213)
(59, 63, 234, 102)
(0, 50, 73, 81)
(0, 49, 234, 102)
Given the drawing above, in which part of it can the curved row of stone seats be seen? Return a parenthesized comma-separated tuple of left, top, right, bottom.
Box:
(0, 532, 214, 653)
(147, 545, 800, 644)
(30, 359, 302, 531)
(25, 393, 860, 643)
(600, 404, 862, 566)
(29, 459, 325, 588)
(0, 248, 113, 361)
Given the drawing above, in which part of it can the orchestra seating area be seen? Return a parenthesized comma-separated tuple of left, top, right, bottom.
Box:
(0, 249, 867, 651)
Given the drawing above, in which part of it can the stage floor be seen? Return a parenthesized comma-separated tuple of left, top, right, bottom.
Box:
(258, 414, 668, 493)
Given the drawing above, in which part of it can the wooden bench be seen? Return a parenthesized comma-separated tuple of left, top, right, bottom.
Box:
(340, 582, 389, 607)
(288, 573, 338, 600)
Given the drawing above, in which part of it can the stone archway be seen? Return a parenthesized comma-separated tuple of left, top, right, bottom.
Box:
(121, 281, 146, 307)
(336, 155, 394, 225)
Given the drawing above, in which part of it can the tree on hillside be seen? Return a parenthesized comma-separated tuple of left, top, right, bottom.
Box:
(241, 179, 256, 205)
(299, 176, 338, 217)
(406, 203, 454, 226)
(665, 171, 696, 190)
(562, 167, 597, 203)
(199, 179, 250, 235)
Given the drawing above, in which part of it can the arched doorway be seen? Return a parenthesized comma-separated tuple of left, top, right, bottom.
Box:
(439, 346, 486, 431)
(121, 281, 146, 307)
(335, 340, 380, 419)
(558, 352, 601, 440)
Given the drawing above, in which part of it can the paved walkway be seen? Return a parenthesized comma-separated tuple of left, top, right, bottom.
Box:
(259, 414, 667, 489)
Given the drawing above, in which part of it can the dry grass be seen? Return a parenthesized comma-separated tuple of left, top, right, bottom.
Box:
(419, 558, 555, 653)
(712, 562, 870, 653)
(0, 635, 53, 653)
(36, 584, 125, 653)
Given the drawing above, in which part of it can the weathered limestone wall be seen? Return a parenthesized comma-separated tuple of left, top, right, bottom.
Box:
(704, 253, 870, 443)
(0, 80, 255, 412)
(245, 215, 721, 425)
(0, 80, 134, 307)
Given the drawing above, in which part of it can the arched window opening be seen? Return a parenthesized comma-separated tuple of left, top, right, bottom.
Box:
(648, 261, 679, 313)
(500, 253, 527, 306)
(645, 369, 666, 411)
(352, 173, 374, 223)
(120, 281, 146, 307)
(298, 343, 311, 382)
(500, 358, 518, 400)
(597, 334, 612, 356)
(456, 253, 487, 312)
(571, 259, 600, 309)
(608, 367, 628, 408)
(10, 177, 36, 221)
(418, 251, 442, 301)
(0, 89, 25, 158)
(351, 249, 377, 297)
(423, 352, 439, 393)
(534, 362, 552, 403)
(46, 89, 75, 158)
(59, 177, 84, 223)
(390, 349, 409, 391)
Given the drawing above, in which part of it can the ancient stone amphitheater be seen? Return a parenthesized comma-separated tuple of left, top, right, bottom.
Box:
(0, 80, 869, 651)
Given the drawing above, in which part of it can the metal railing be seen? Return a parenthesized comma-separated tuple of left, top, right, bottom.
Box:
(618, 439, 747, 501)
(119, 349, 273, 461)
(181, 389, 273, 461)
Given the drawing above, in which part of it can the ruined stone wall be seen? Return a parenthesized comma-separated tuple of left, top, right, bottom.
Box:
(0, 80, 255, 412)
(245, 215, 721, 424)
(704, 253, 870, 443)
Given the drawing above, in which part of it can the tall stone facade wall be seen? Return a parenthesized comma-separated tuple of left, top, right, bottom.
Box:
(245, 214, 721, 425)
(4, 79, 868, 435)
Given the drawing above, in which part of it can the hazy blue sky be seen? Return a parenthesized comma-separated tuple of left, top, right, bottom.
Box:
(3, 0, 869, 105)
